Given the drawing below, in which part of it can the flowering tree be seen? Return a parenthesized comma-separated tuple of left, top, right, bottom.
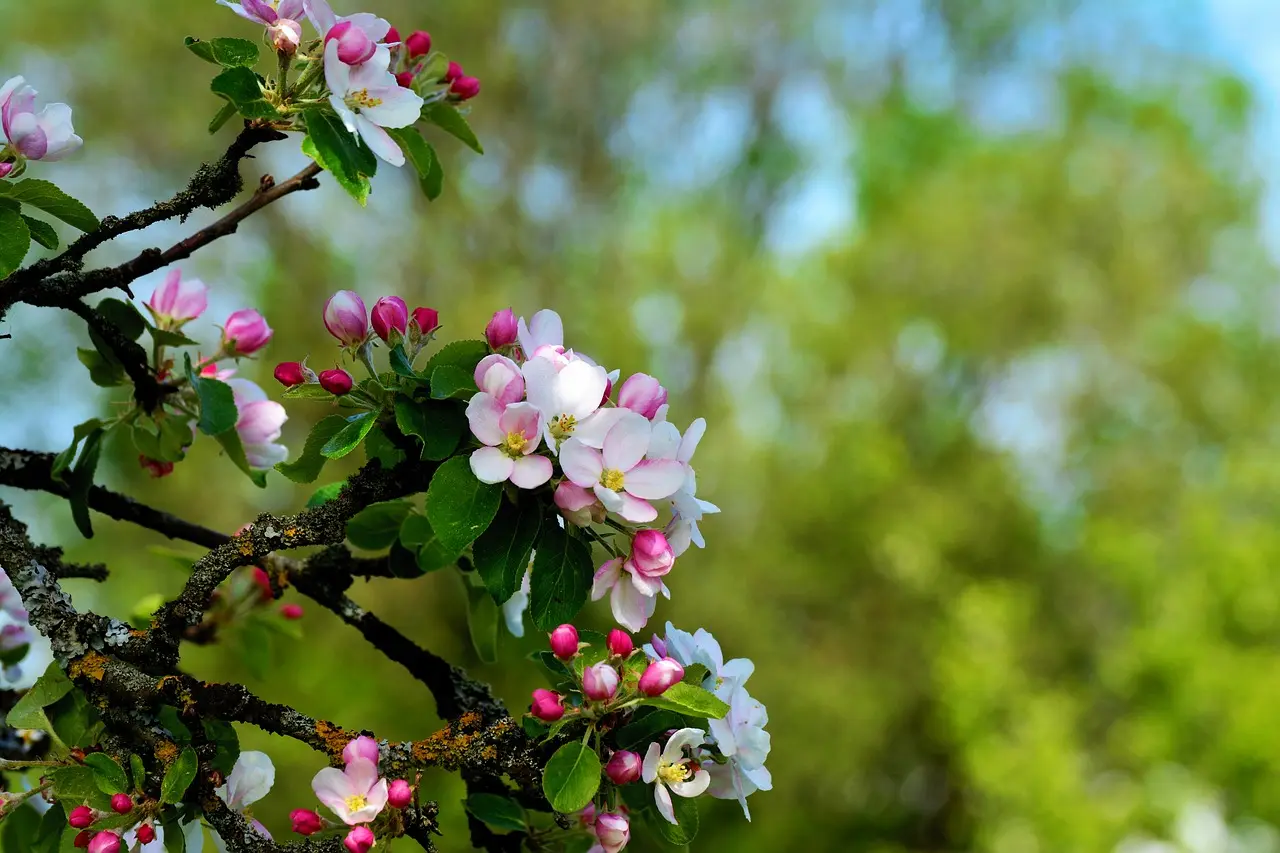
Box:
(0, 3, 769, 852)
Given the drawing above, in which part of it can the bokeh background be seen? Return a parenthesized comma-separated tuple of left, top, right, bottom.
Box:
(7, 0, 1280, 850)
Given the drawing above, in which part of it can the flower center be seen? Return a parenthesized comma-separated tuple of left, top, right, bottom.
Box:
(549, 414, 577, 441)
(345, 88, 383, 112)
(344, 793, 368, 813)
(657, 761, 688, 786)
(501, 431, 528, 458)
(600, 468, 625, 492)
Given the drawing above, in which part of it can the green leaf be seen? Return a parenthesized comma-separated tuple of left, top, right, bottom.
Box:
(388, 344, 422, 380)
(49, 766, 113, 811)
(52, 419, 106, 482)
(321, 411, 379, 459)
(21, 215, 58, 250)
(429, 364, 476, 400)
(203, 719, 240, 776)
(66, 427, 105, 538)
(465, 579, 499, 663)
(158, 417, 194, 462)
(213, 429, 269, 488)
(184, 354, 238, 436)
(2, 802, 44, 852)
(541, 741, 601, 814)
(185, 36, 260, 67)
(473, 498, 541, 604)
(423, 339, 489, 378)
(614, 708, 688, 752)
(96, 298, 147, 340)
(399, 512, 462, 573)
(161, 747, 199, 804)
(302, 109, 377, 206)
(365, 426, 407, 468)
(157, 706, 193, 743)
(130, 754, 147, 791)
(651, 794, 700, 846)
(209, 101, 238, 134)
(307, 481, 345, 507)
(31, 803, 67, 853)
(529, 525, 593, 631)
(0, 179, 99, 231)
(0, 200, 31, 277)
(148, 327, 201, 348)
(160, 808, 188, 853)
(277, 414, 348, 483)
(463, 793, 526, 833)
(84, 753, 129, 795)
(386, 126, 444, 200)
(347, 500, 413, 551)
(283, 383, 336, 401)
(210, 66, 280, 119)
(393, 396, 465, 461)
(639, 681, 731, 720)
(423, 102, 484, 154)
(77, 347, 128, 387)
(425, 456, 502, 552)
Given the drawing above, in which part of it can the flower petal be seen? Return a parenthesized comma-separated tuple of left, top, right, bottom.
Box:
(223, 751, 274, 809)
(466, 393, 506, 446)
(559, 438, 602, 488)
(323, 39, 350, 96)
(610, 579, 656, 632)
(470, 447, 514, 484)
(355, 116, 405, 167)
(663, 728, 705, 764)
(678, 418, 706, 464)
(311, 767, 354, 821)
(641, 743, 661, 783)
(360, 85, 424, 130)
(602, 411, 650, 472)
(573, 407, 626, 449)
(654, 783, 677, 825)
(614, 493, 658, 524)
(646, 421, 681, 460)
(591, 558, 623, 601)
(623, 460, 686, 500)
(669, 768, 711, 799)
(509, 455, 552, 489)
(555, 361, 608, 421)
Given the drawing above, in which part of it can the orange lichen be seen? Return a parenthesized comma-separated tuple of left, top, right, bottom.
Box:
(154, 741, 179, 764)
(315, 719, 353, 758)
(238, 539, 255, 557)
(68, 651, 108, 682)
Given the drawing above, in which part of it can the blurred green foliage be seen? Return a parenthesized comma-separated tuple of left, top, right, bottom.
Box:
(3, 1, 1279, 851)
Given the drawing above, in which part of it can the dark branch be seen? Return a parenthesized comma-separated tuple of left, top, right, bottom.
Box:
(57, 300, 177, 412)
(32, 545, 107, 581)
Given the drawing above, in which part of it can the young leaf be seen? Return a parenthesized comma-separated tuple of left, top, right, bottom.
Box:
(429, 364, 475, 400)
(130, 754, 147, 791)
(308, 481, 346, 507)
(422, 102, 484, 154)
(465, 579, 500, 663)
(2, 802, 44, 853)
(204, 719, 240, 776)
(463, 793, 526, 833)
(393, 396, 465, 461)
(346, 500, 413, 551)
(321, 410, 379, 459)
(302, 109, 377, 206)
(388, 344, 422, 380)
(161, 747, 199, 804)
(0, 200, 31, 277)
(472, 498, 541, 604)
(541, 742, 601, 814)
(277, 414, 348, 483)
(51, 419, 105, 482)
(385, 126, 444, 201)
(425, 456, 502, 552)
(638, 681, 731, 720)
(210, 66, 280, 119)
(6, 663, 73, 732)
(148, 327, 201, 348)
(422, 339, 488, 379)
(184, 354, 237, 436)
(67, 426, 105, 538)
(399, 512, 462, 573)
(49, 766, 113, 811)
(529, 525, 593, 631)
(185, 36, 260, 67)
(21, 214, 58, 250)
(84, 753, 130, 795)
(0, 179, 99, 231)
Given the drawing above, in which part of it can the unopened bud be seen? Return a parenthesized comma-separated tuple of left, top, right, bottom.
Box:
(74, 831, 92, 849)
(549, 624, 579, 660)
(405, 30, 432, 57)
(450, 76, 481, 101)
(274, 361, 309, 387)
(88, 832, 121, 853)
(371, 296, 409, 344)
(251, 567, 274, 602)
(222, 309, 273, 356)
(290, 809, 323, 836)
(530, 688, 564, 722)
(319, 368, 354, 396)
(638, 657, 684, 697)
(344, 825, 375, 853)
(607, 629, 633, 658)
(387, 779, 413, 809)
(136, 824, 156, 845)
(109, 794, 132, 815)
(280, 603, 304, 620)
(395, 70, 414, 88)
(411, 307, 439, 336)
(582, 661, 619, 702)
(68, 806, 95, 829)
(484, 308, 518, 349)
(604, 750, 642, 785)
(343, 735, 380, 767)
(442, 61, 462, 83)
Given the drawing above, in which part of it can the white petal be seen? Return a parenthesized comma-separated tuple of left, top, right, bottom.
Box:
(466, 393, 506, 445)
(610, 580, 656, 632)
(526, 309, 563, 352)
(361, 86, 424, 129)
(470, 447, 514, 484)
(642, 743, 661, 783)
(669, 768, 711, 799)
(654, 783, 677, 825)
(646, 421, 681, 460)
(223, 751, 275, 809)
(355, 116, 404, 166)
(602, 411, 650, 472)
(555, 361, 608, 421)
(323, 39, 349, 95)
(663, 728, 705, 764)
(678, 418, 706, 464)
(573, 408, 626, 449)
(559, 438, 603, 488)
(615, 492, 658, 524)
(623, 460, 686, 500)
(522, 357, 560, 416)
(509, 455, 552, 489)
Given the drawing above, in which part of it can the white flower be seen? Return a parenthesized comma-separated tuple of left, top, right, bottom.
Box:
(324, 40, 423, 167)
(644, 623, 754, 698)
(702, 685, 771, 820)
(648, 418, 719, 555)
(641, 728, 711, 825)
(209, 751, 275, 852)
(559, 413, 686, 524)
(522, 355, 619, 451)
(226, 379, 289, 469)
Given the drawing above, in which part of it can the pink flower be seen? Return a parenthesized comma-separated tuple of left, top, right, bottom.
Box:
(474, 354, 524, 404)
(549, 623, 579, 660)
(582, 662, 619, 702)
(607, 629, 634, 658)
(605, 751, 642, 785)
(145, 269, 207, 328)
(87, 832, 120, 853)
(530, 688, 564, 722)
(465, 398, 553, 489)
(387, 779, 412, 809)
(554, 480, 602, 527)
(343, 735, 380, 767)
(326, 20, 377, 65)
(290, 809, 323, 836)
(618, 374, 668, 420)
(638, 657, 684, 697)
(559, 413, 686, 523)
(485, 308, 519, 349)
(591, 557, 660, 632)
(305, 0, 395, 64)
(222, 309, 273, 356)
(370, 296, 408, 343)
(343, 826, 375, 853)
(627, 530, 674, 593)
(324, 290, 368, 346)
(227, 379, 289, 469)
(217, 1, 305, 54)
(594, 812, 631, 853)
(312, 757, 389, 825)
(405, 30, 432, 57)
(324, 40, 423, 167)
(0, 76, 82, 162)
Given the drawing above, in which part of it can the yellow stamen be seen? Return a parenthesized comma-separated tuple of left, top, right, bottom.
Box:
(549, 414, 577, 441)
(657, 762, 688, 786)
(347, 88, 384, 110)
(345, 794, 368, 812)
(501, 431, 528, 458)
(600, 468, 625, 492)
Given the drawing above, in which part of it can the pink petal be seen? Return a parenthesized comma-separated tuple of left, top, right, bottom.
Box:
(466, 393, 506, 446)
(602, 412, 651, 472)
(499, 402, 543, 446)
(591, 558, 623, 601)
(615, 492, 658, 524)
(623, 459, 686, 500)
(470, 447, 514, 484)
(573, 408, 626, 449)
(355, 116, 405, 167)
(509, 455, 552, 489)
(312, 767, 354, 819)
(628, 564, 665, 597)
(559, 439, 602, 488)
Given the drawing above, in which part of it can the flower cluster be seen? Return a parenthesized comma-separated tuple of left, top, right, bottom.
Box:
(470, 308, 719, 631)
(0, 75, 82, 179)
(295, 735, 416, 851)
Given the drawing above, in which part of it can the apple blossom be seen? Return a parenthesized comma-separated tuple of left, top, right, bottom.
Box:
(642, 728, 711, 825)
(485, 308, 518, 349)
(522, 355, 617, 449)
(324, 290, 369, 346)
(618, 374, 668, 420)
(324, 40, 424, 167)
(591, 556, 662, 632)
(645, 623, 754, 697)
(638, 657, 684, 697)
(466, 398, 552, 488)
(549, 623, 579, 660)
(319, 368, 354, 396)
(312, 757, 389, 825)
(290, 809, 323, 836)
(344, 826, 375, 853)
(560, 413, 686, 523)
(0, 76, 82, 163)
(607, 629, 634, 658)
(227, 379, 289, 468)
(387, 779, 412, 809)
(216, 1, 304, 54)
(305, 0, 394, 60)
(222, 309, 273, 356)
(87, 831, 121, 853)
(343, 735, 380, 767)
(145, 269, 207, 329)
(370, 296, 408, 344)
(68, 806, 95, 829)
(582, 661, 619, 701)
(555, 480, 603, 527)
(627, 529, 675, 595)
(474, 354, 524, 404)
(110, 794, 132, 814)
(703, 684, 772, 820)
(517, 308, 563, 356)
(595, 812, 630, 853)
(648, 418, 719, 554)
(605, 750, 643, 785)
(209, 751, 277, 847)
(529, 688, 564, 722)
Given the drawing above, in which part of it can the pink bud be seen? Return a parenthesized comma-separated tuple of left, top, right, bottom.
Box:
(595, 812, 631, 853)
(474, 354, 524, 405)
(554, 481, 601, 527)
(371, 296, 409, 343)
(251, 566, 273, 602)
(88, 832, 121, 853)
(109, 794, 132, 815)
(74, 831, 91, 849)
(324, 290, 368, 346)
(138, 455, 175, 479)
(649, 634, 668, 659)
(387, 779, 413, 809)
(269, 19, 303, 54)
(274, 361, 307, 387)
(451, 76, 481, 101)
(604, 750, 642, 785)
(607, 629, 633, 658)
(0, 163, 14, 180)
(485, 308, 518, 348)
(290, 809, 323, 836)
(147, 269, 208, 328)
(530, 688, 564, 722)
(319, 368, 354, 396)
(385, 26, 401, 44)
(326, 21, 376, 65)
(411, 307, 439, 335)
(222, 309, 273, 356)
(549, 624, 579, 660)
(280, 603, 304, 620)
(443, 61, 463, 83)
(601, 375, 614, 406)
(579, 802, 598, 828)
(342, 735, 381, 767)
(618, 373, 668, 419)
(629, 529, 674, 579)
(344, 825, 375, 853)
(135, 824, 156, 845)
(638, 657, 684, 697)
(582, 662, 619, 702)
(68, 805, 95, 829)
(405, 30, 432, 57)
(395, 70, 414, 88)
